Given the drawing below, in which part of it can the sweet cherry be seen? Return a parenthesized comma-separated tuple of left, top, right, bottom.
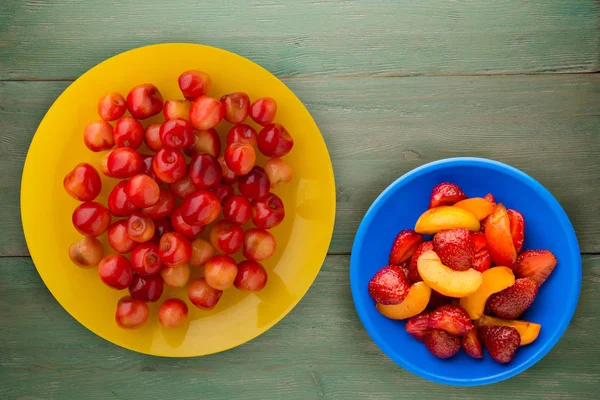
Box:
(257, 124, 293, 157)
(171, 206, 204, 239)
(189, 153, 222, 189)
(218, 156, 238, 184)
(127, 212, 155, 242)
(126, 174, 160, 208)
(210, 183, 235, 204)
(84, 121, 114, 152)
(225, 142, 256, 176)
(180, 190, 221, 226)
(141, 188, 175, 219)
(189, 96, 224, 130)
(188, 278, 222, 310)
(226, 124, 257, 146)
(189, 238, 215, 267)
(209, 220, 243, 254)
(113, 116, 144, 149)
(221, 92, 250, 124)
(249, 97, 277, 126)
(238, 167, 270, 200)
(129, 274, 163, 302)
(204, 255, 238, 290)
(252, 193, 285, 229)
(264, 158, 293, 188)
(153, 217, 173, 239)
(68, 236, 104, 268)
(158, 298, 188, 328)
(160, 264, 190, 288)
(127, 83, 163, 119)
(72, 201, 111, 237)
(163, 99, 191, 120)
(100, 150, 113, 177)
(159, 118, 194, 149)
(107, 148, 143, 179)
(64, 163, 102, 201)
(144, 123, 163, 152)
(152, 148, 187, 184)
(98, 254, 133, 289)
(97, 92, 127, 121)
(234, 260, 268, 291)
(140, 154, 161, 183)
(222, 195, 252, 225)
(159, 232, 192, 267)
(170, 174, 197, 200)
(243, 228, 276, 261)
(115, 296, 149, 329)
(131, 242, 162, 276)
(108, 181, 137, 217)
(185, 128, 221, 157)
(107, 220, 137, 253)
(178, 70, 211, 100)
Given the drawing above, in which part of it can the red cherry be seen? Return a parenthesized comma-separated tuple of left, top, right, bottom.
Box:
(249, 97, 277, 126)
(84, 121, 114, 152)
(264, 158, 293, 188)
(159, 232, 192, 267)
(185, 129, 221, 157)
(113, 116, 144, 149)
(108, 181, 137, 217)
(204, 255, 238, 290)
(100, 150, 113, 177)
(97, 92, 127, 121)
(72, 201, 111, 237)
(108, 220, 137, 253)
(144, 123, 163, 152)
(126, 174, 160, 208)
(210, 183, 235, 204)
(218, 156, 238, 184)
(127, 83, 163, 119)
(68, 236, 104, 268)
(153, 217, 173, 239)
(159, 118, 194, 149)
(180, 190, 221, 226)
(238, 167, 270, 200)
(189, 153, 222, 189)
(152, 148, 187, 184)
(257, 124, 294, 157)
(188, 278, 222, 309)
(63, 163, 102, 201)
(158, 298, 188, 328)
(171, 207, 205, 239)
(222, 195, 251, 225)
(161, 264, 190, 288)
(209, 221, 243, 254)
(140, 154, 161, 183)
(129, 274, 163, 302)
(116, 296, 149, 329)
(190, 238, 215, 267)
(178, 70, 211, 101)
(127, 212, 155, 243)
(169, 174, 198, 200)
(141, 188, 175, 219)
(221, 92, 250, 124)
(131, 242, 163, 276)
(252, 193, 285, 229)
(243, 228, 276, 261)
(226, 124, 257, 146)
(189, 96, 225, 130)
(98, 254, 133, 289)
(163, 99, 191, 120)
(234, 260, 268, 291)
(107, 148, 143, 179)
(225, 142, 256, 176)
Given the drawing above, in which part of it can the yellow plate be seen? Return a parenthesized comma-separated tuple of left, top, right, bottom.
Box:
(21, 43, 336, 357)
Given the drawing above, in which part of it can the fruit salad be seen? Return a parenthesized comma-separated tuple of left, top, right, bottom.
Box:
(64, 71, 294, 329)
(368, 182, 557, 363)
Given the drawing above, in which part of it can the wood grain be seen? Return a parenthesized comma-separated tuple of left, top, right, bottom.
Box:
(2, 75, 599, 256)
(1, 0, 599, 80)
(0, 255, 598, 399)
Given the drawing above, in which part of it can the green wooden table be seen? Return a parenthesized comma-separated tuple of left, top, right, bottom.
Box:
(2, 1, 599, 398)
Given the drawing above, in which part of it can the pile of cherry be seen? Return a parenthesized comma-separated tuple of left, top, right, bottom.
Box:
(63, 70, 293, 329)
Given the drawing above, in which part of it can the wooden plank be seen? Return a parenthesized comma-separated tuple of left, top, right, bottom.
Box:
(1, 0, 598, 80)
(2, 75, 599, 256)
(0, 255, 598, 398)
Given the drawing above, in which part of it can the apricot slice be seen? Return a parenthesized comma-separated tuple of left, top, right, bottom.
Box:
(454, 198, 496, 221)
(459, 266, 515, 319)
(477, 315, 541, 346)
(417, 250, 483, 297)
(376, 282, 432, 320)
(415, 206, 480, 235)
(485, 204, 517, 269)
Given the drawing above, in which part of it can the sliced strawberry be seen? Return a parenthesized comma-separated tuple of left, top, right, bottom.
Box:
(389, 229, 424, 265)
(408, 241, 433, 283)
(428, 304, 473, 335)
(406, 313, 431, 342)
(471, 231, 487, 252)
(516, 249, 557, 286)
(462, 327, 484, 358)
(424, 330, 461, 359)
(428, 182, 467, 209)
(368, 265, 411, 305)
(432, 228, 474, 271)
(472, 249, 492, 272)
(484, 193, 495, 203)
(488, 278, 538, 319)
(507, 209, 525, 253)
(485, 204, 517, 270)
(480, 325, 520, 363)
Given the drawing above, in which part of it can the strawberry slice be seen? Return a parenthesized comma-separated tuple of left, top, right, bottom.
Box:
(389, 229, 424, 265)
(471, 231, 487, 252)
(406, 313, 431, 342)
(409, 241, 433, 283)
(424, 330, 461, 359)
(485, 204, 517, 270)
(484, 193, 495, 203)
(462, 327, 483, 358)
(428, 304, 473, 335)
(507, 209, 525, 252)
(432, 228, 474, 271)
(428, 182, 466, 209)
(472, 249, 492, 272)
(480, 325, 521, 363)
(516, 249, 557, 285)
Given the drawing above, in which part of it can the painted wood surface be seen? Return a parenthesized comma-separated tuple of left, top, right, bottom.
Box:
(1, 0, 599, 79)
(1, 74, 599, 256)
(1, 255, 598, 399)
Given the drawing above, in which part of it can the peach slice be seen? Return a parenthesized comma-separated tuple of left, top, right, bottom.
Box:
(477, 315, 541, 346)
(485, 204, 517, 269)
(459, 266, 515, 319)
(417, 250, 483, 297)
(414, 206, 480, 235)
(376, 282, 431, 320)
(454, 198, 496, 221)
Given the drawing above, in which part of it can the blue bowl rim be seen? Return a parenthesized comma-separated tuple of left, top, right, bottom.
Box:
(349, 157, 582, 386)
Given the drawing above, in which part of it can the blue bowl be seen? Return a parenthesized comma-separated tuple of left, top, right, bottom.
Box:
(350, 158, 581, 386)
